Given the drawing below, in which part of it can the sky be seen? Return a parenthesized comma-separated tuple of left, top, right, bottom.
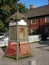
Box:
(19, 0, 48, 9)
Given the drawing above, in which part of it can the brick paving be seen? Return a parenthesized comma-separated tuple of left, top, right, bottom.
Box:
(0, 41, 49, 65)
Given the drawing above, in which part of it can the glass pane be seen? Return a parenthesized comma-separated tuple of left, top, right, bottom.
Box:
(46, 16, 49, 22)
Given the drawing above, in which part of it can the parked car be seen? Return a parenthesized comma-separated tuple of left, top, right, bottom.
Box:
(4, 32, 9, 37)
(0, 36, 8, 47)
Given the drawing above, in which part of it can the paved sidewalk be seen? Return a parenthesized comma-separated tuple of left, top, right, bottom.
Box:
(0, 41, 49, 65)
(0, 48, 4, 59)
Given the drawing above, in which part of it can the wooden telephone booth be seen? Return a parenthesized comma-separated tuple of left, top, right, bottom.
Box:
(5, 11, 32, 58)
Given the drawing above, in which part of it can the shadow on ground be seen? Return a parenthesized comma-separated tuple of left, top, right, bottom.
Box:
(39, 40, 49, 46)
(36, 40, 49, 51)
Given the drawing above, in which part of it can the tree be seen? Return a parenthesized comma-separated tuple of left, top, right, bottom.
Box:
(0, 0, 19, 33)
(0, 20, 4, 33)
(18, 3, 27, 13)
(0, 0, 27, 34)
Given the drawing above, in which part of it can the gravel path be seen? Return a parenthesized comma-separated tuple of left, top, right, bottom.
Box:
(0, 41, 49, 65)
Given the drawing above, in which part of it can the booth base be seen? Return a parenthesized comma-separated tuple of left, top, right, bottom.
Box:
(5, 42, 32, 58)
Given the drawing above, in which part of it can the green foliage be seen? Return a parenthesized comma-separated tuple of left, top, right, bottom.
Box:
(0, 0, 17, 33)
(18, 3, 27, 13)
(0, 0, 27, 33)
(0, 20, 4, 33)
(0, 0, 1, 2)
(0, 20, 4, 29)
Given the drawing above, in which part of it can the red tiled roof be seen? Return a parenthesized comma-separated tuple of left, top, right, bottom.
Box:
(25, 5, 49, 18)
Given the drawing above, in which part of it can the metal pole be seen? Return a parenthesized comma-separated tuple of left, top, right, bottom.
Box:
(16, 41, 19, 65)
(16, 21, 19, 65)
(16, 1, 19, 65)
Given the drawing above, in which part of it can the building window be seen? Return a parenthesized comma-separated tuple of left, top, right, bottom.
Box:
(31, 28, 36, 34)
(31, 19, 36, 24)
(45, 16, 49, 23)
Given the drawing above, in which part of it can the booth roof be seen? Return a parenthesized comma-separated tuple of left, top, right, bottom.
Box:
(10, 11, 27, 19)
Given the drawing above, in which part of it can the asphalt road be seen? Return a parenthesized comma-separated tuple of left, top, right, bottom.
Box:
(0, 41, 49, 65)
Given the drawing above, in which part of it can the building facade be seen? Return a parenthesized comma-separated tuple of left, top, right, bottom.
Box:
(25, 5, 49, 36)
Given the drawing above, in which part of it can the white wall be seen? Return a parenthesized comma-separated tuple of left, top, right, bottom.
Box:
(28, 35, 41, 42)
(0, 35, 41, 47)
